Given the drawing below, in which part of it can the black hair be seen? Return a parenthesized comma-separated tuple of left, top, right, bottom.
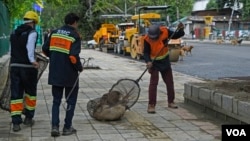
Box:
(64, 13, 80, 25)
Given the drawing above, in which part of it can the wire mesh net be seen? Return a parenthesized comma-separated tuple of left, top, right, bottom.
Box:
(0, 73, 10, 111)
(0, 53, 49, 112)
(87, 97, 101, 118)
(36, 53, 49, 80)
(87, 79, 140, 121)
(109, 79, 140, 108)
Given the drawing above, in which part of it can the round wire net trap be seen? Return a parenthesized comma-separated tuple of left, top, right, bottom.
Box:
(87, 79, 140, 120)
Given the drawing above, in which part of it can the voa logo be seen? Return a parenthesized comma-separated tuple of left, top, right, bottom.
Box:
(226, 129, 246, 136)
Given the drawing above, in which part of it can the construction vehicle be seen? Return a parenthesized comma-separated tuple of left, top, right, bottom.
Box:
(93, 14, 132, 52)
(93, 23, 119, 52)
(114, 22, 135, 54)
(121, 6, 171, 59)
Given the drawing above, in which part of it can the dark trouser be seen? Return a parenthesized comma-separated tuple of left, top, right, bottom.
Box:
(51, 85, 78, 129)
(10, 67, 38, 124)
(148, 68, 175, 106)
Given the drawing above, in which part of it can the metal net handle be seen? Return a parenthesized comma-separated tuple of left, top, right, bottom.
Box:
(63, 58, 86, 111)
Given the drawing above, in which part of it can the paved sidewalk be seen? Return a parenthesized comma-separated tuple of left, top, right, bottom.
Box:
(0, 49, 221, 141)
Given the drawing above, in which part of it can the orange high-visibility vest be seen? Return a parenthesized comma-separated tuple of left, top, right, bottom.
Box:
(144, 26, 169, 60)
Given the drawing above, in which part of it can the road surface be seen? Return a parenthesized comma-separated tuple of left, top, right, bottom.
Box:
(171, 41, 250, 80)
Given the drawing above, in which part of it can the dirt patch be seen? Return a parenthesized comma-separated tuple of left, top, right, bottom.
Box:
(190, 80, 250, 102)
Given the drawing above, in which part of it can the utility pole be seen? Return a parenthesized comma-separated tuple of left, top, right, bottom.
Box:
(227, 0, 240, 35)
(227, 0, 235, 35)
(124, 0, 128, 21)
(176, 0, 179, 21)
(124, 0, 127, 16)
(135, 0, 140, 15)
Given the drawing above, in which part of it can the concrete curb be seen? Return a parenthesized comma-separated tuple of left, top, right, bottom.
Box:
(184, 82, 250, 124)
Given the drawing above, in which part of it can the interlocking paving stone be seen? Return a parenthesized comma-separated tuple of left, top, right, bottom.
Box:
(0, 49, 222, 140)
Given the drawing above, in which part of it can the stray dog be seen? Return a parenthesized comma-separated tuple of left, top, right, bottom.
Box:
(92, 91, 128, 121)
(181, 45, 194, 56)
(216, 39, 224, 44)
(231, 38, 243, 46)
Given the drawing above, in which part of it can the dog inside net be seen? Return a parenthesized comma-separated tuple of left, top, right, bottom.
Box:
(0, 53, 49, 112)
(87, 79, 140, 121)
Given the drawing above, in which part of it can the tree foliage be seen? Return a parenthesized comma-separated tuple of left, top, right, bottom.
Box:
(3, 0, 34, 19)
(40, 0, 82, 29)
(240, 0, 250, 19)
(91, 0, 193, 22)
(6, 0, 250, 41)
(3, 0, 63, 20)
(206, 0, 218, 10)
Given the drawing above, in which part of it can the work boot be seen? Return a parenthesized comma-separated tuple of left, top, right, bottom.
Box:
(168, 103, 178, 109)
(62, 126, 77, 136)
(23, 117, 35, 126)
(51, 126, 60, 137)
(147, 104, 156, 114)
(13, 124, 21, 132)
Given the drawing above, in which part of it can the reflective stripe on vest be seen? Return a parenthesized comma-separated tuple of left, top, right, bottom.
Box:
(49, 33, 75, 54)
(154, 51, 169, 60)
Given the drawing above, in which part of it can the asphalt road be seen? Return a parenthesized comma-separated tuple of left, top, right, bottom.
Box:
(109, 41, 250, 80)
(171, 41, 250, 80)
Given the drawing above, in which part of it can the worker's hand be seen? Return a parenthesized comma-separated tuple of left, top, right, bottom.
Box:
(79, 66, 83, 72)
(32, 61, 39, 69)
(148, 68, 153, 74)
(146, 62, 152, 69)
(177, 22, 184, 30)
